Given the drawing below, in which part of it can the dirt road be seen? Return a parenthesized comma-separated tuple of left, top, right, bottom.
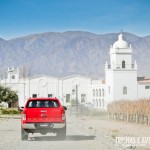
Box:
(0, 114, 149, 150)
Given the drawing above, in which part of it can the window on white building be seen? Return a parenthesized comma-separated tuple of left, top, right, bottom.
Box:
(99, 99, 101, 107)
(96, 99, 98, 107)
(48, 94, 53, 97)
(102, 99, 104, 107)
(32, 94, 37, 98)
(145, 86, 150, 89)
(81, 94, 86, 103)
(93, 99, 95, 107)
(96, 89, 98, 97)
(122, 61, 126, 68)
(11, 75, 15, 79)
(66, 94, 70, 102)
(108, 86, 110, 94)
(123, 86, 127, 94)
(102, 89, 104, 97)
(93, 90, 95, 97)
(99, 89, 101, 97)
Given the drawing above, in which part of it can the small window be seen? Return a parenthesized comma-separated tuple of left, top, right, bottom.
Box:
(99, 99, 101, 107)
(102, 99, 104, 107)
(32, 94, 37, 98)
(66, 94, 70, 102)
(93, 99, 95, 107)
(123, 86, 127, 95)
(96, 89, 98, 97)
(81, 94, 86, 103)
(145, 86, 150, 89)
(48, 94, 53, 98)
(122, 61, 126, 68)
(102, 89, 104, 97)
(11, 75, 15, 79)
(93, 89, 95, 97)
(96, 99, 98, 107)
(99, 89, 101, 97)
(108, 86, 110, 94)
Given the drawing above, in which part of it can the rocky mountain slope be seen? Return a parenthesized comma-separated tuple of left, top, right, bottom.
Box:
(0, 31, 149, 78)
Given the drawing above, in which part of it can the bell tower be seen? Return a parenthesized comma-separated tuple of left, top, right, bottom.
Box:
(7, 67, 20, 83)
(105, 33, 138, 103)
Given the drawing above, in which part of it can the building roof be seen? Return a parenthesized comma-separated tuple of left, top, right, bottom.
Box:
(28, 74, 58, 80)
(113, 33, 129, 49)
(26, 74, 91, 80)
(138, 77, 150, 84)
(61, 74, 91, 80)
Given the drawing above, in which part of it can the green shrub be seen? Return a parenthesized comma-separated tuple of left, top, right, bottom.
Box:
(1, 109, 10, 114)
(1, 108, 21, 114)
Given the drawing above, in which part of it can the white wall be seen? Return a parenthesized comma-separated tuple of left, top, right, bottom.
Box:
(105, 70, 114, 103)
(113, 70, 138, 101)
(110, 53, 132, 69)
(138, 84, 150, 99)
(28, 76, 58, 98)
(62, 76, 91, 106)
(91, 84, 106, 110)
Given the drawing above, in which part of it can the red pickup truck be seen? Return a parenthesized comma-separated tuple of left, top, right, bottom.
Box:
(21, 98, 67, 140)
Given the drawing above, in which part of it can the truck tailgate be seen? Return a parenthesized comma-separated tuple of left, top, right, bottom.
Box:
(26, 108, 62, 123)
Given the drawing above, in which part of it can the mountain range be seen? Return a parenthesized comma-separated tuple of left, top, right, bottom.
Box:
(0, 31, 150, 79)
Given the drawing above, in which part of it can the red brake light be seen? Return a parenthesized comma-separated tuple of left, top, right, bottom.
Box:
(22, 114, 26, 121)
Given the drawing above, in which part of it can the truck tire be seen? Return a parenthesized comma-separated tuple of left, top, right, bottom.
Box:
(21, 126, 28, 141)
(57, 126, 66, 140)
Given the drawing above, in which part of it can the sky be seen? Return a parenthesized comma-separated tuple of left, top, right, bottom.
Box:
(0, 0, 150, 39)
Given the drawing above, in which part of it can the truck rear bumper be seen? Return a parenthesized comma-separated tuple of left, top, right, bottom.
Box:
(23, 123, 65, 129)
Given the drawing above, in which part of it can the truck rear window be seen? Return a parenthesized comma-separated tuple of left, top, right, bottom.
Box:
(26, 100, 60, 108)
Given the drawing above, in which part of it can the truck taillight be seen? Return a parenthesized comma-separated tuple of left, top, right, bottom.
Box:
(62, 113, 66, 120)
(22, 114, 26, 121)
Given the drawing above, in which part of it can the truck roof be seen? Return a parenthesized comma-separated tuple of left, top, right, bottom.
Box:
(28, 97, 59, 101)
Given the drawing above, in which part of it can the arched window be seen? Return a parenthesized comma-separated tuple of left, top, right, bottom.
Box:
(108, 86, 110, 94)
(93, 89, 95, 97)
(102, 99, 104, 107)
(96, 89, 98, 97)
(123, 86, 127, 95)
(99, 89, 101, 97)
(122, 61, 126, 68)
(96, 99, 98, 107)
(99, 99, 101, 107)
(102, 89, 104, 97)
(93, 99, 95, 107)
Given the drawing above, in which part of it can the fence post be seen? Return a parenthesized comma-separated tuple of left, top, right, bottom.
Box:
(148, 115, 150, 126)
(136, 113, 138, 124)
(127, 111, 129, 122)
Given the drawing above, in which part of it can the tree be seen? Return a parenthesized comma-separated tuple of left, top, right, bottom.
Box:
(20, 64, 32, 79)
(0, 85, 18, 108)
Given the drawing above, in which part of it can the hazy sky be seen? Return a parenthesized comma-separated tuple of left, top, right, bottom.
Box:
(0, 0, 150, 39)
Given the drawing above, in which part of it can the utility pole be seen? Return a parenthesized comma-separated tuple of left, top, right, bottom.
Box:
(76, 84, 78, 117)
(72, 83, 79, 118)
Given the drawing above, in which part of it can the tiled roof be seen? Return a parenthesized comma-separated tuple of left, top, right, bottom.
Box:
(138, 77, 150, 84)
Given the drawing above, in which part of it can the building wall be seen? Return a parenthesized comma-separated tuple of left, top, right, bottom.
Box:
(61, 76, 92, 106)
(113, 70, 138, 101)
(1, 74, 94, 107)
(91, 84, 106, 110)
(105, 70, 114, 103)
(138, 84, 150, 99)
(26, 76, 59, 98)
(110, 53, 132, 69)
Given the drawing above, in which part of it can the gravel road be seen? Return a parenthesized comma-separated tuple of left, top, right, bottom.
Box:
(0, 114, 123, 150)
(0, 114, 149, 150)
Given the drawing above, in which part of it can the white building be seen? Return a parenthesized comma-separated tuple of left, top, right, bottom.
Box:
(1, 71, 97, 108)
(1, 33, 150, 109)
(105, 33, 138, 103)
